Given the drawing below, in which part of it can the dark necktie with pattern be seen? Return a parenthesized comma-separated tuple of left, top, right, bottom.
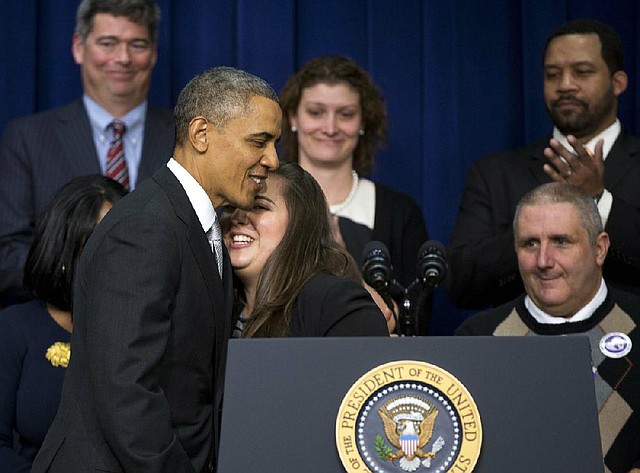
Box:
(207, 221, 224, 277)
(106, 120, 130, 190)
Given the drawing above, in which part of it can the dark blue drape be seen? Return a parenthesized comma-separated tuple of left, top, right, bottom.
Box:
(2, 0, 639, 334)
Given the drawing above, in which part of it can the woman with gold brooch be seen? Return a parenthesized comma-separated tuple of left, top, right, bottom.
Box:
(0, 175, 125, 471)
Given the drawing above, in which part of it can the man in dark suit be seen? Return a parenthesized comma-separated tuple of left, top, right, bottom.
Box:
(448, 18, 640, 310)
(0, 0, 174, 306)
(31, 66, 281, 472)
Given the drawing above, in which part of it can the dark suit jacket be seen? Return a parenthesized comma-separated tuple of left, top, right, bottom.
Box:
(289, 272, 390, 337)
(32, 167, 232, 473)
(0, 99, 175, 303)
(447, 131, 640, 310)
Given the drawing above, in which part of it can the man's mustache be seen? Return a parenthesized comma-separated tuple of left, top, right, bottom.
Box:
(552, 96, 587, 108)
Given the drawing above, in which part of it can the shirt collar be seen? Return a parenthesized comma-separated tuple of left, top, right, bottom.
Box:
(166, 158, 216, 232)
(552, 119, 621, 161)
(525, 279, 608, 324)
(83, 94, 147, 133)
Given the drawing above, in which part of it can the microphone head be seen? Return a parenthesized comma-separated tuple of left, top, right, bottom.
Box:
(417, 240, 447, 287)
(361, 241, 392, 292)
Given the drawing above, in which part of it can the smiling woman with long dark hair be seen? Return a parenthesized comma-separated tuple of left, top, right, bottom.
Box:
(223, 162, 389, 338)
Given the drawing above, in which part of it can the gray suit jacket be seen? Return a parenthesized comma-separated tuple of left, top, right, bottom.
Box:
(448, 131, 640, 309)
(32, 167, 232, 473)
(0, 99, 174, 303)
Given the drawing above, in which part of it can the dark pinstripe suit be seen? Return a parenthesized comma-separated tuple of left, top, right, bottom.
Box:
(0, 99, 174, 303)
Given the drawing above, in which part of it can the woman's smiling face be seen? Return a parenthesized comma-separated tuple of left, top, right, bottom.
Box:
(223, 176, 289, 286)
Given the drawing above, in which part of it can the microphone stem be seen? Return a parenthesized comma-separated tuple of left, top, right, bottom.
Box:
(394, 278, 438, 336)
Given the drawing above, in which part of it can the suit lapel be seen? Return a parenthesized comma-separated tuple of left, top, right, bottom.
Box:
(528, 139, 552, 184)
(154, 168, 229, 357)
(603, 132, 640, 189)
(55, 99, 100, 174)
(187, 220, 227, 313)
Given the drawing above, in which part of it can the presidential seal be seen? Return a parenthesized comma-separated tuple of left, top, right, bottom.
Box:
(336, 360, 482, 473)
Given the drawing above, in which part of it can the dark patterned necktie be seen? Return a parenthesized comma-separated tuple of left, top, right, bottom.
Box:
(207, 221, 224, 277)
(106, 120, 130, 190)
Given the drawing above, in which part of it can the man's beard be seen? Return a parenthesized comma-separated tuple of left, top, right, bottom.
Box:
(546, 89, 616, 139)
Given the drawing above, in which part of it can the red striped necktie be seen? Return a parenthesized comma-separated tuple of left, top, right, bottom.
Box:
(106, 120, 130, 190)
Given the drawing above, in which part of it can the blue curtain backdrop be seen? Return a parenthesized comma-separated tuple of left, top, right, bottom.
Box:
(2, 0, 639, 334)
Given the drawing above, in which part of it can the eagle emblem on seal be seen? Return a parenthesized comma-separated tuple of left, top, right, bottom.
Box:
(376, 396, 445, 471)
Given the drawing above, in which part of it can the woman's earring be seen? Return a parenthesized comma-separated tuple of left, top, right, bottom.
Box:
(358, 129, 365, 136)
(291, 126, 298, 133)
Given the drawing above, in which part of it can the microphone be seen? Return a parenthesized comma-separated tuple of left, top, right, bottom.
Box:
(361, 241, 393, 293)
(417, 240, 447, 288)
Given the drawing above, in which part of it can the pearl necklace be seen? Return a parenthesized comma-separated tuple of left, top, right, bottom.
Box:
(330, 170, 360, 215)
